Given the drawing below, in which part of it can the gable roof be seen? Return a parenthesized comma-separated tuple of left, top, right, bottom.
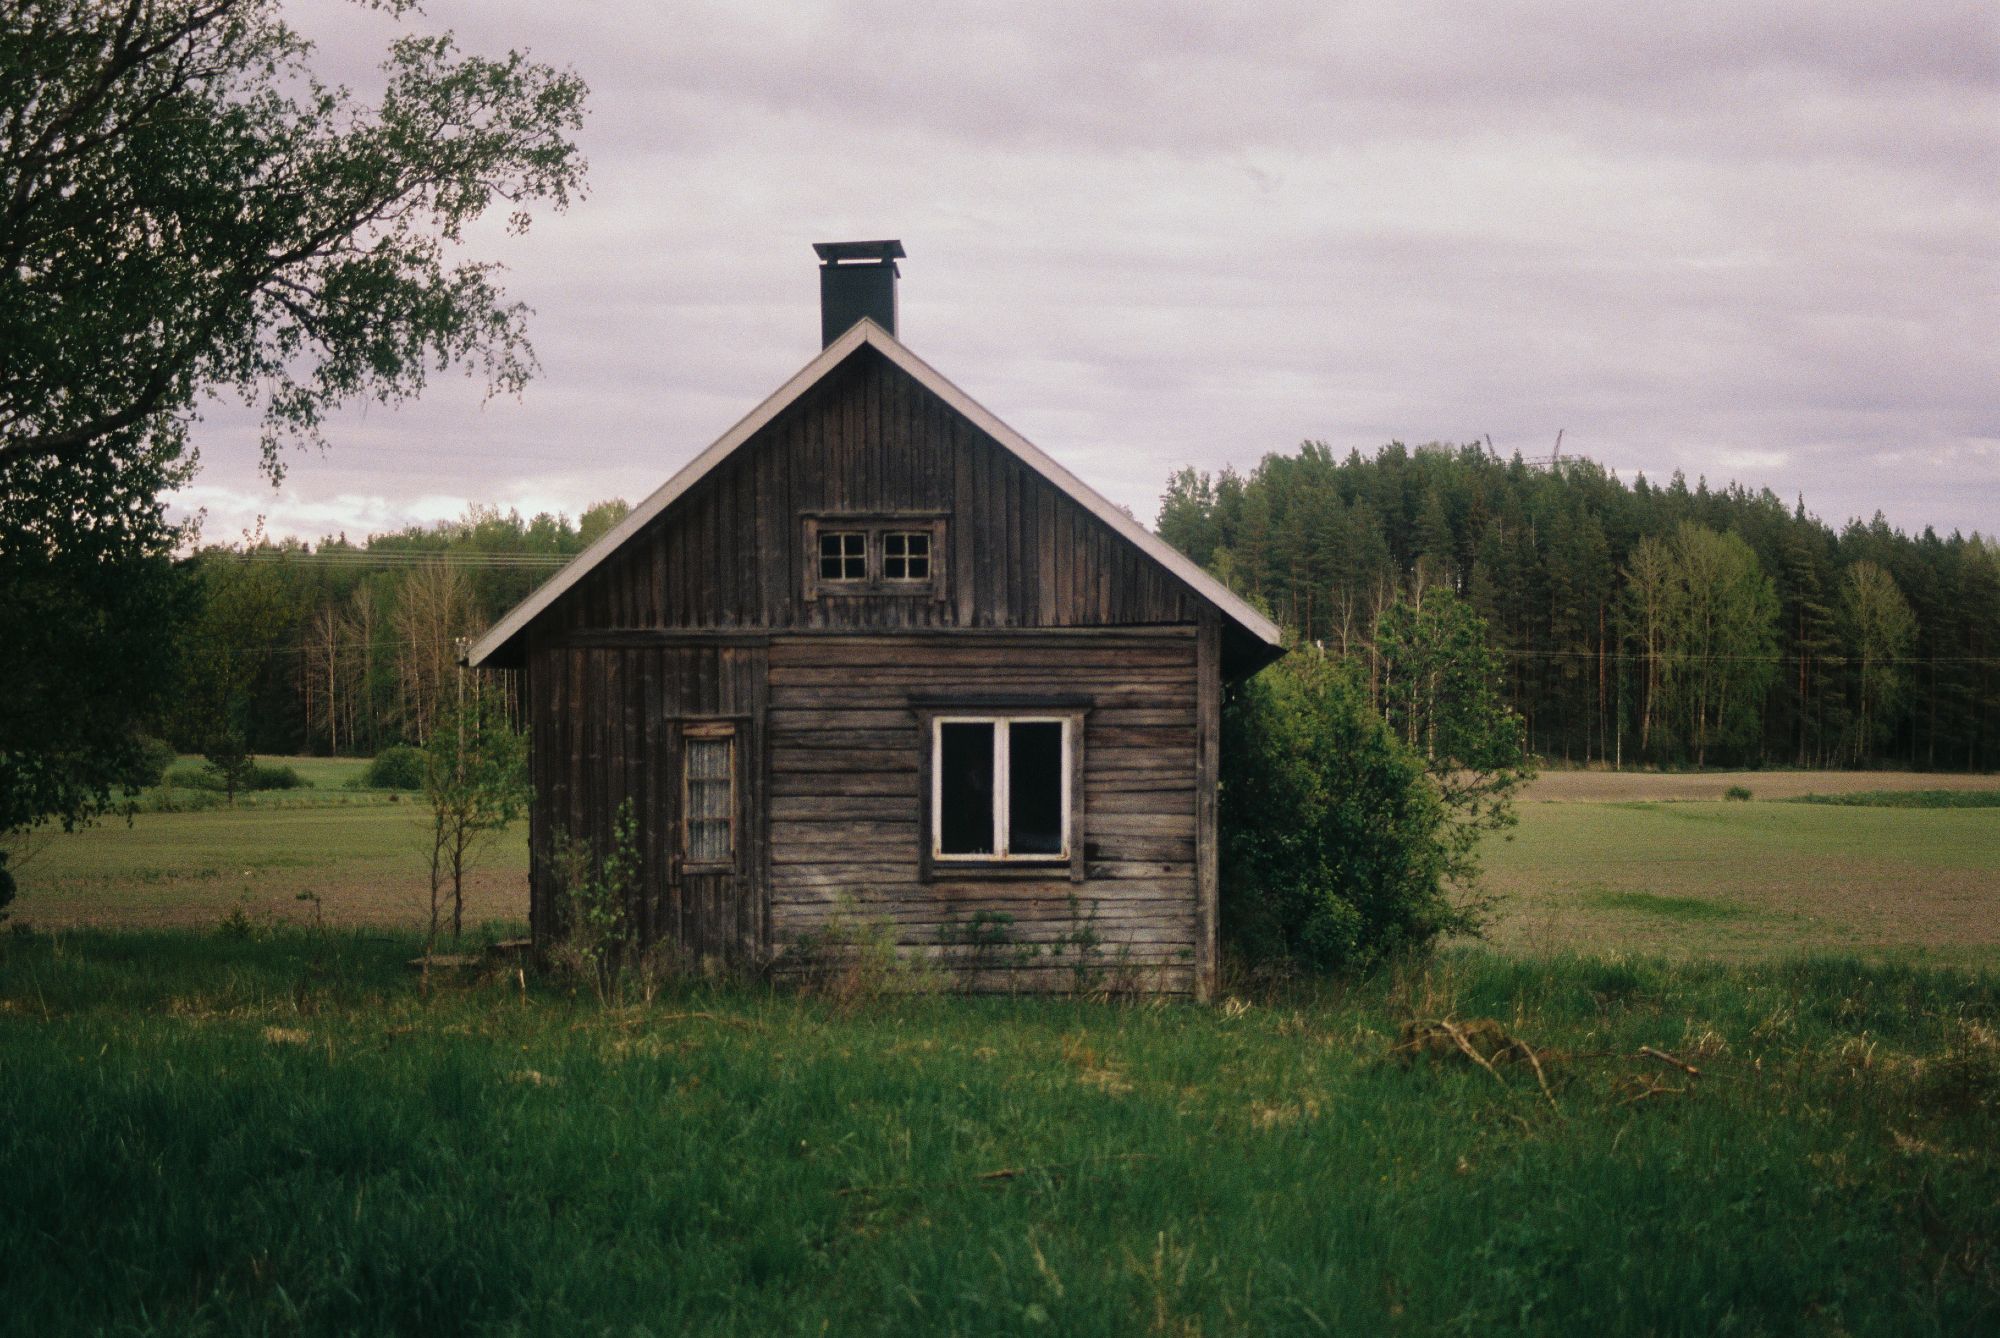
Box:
(466, 319, 1284, 668)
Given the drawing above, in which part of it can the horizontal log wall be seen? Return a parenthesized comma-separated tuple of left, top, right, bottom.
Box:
(765, 631, 1199, 994)
(553, 347, 1199, 635)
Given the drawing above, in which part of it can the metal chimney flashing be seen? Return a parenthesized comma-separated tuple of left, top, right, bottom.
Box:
(815, 238, 903, 345)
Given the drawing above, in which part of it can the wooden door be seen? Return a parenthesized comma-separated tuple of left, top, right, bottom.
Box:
(666, 718, 757, 966)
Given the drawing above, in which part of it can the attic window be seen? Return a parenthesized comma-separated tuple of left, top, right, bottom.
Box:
(819, 531, 867, 582)
(801, 515, 947, 600)
(883, 531, 930, 581)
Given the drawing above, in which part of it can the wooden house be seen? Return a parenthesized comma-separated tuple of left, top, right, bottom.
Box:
(466, 242, 1283, 995)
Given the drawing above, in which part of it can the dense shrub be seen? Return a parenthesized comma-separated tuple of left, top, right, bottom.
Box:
(363, 745, 424, 790)
(246, 762, 303, 791)
(161, 761, 303, 793)
(122, 737, 179, 790)
(1220, 653, 1474, 975)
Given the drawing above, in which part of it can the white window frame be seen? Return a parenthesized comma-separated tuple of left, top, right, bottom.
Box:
(930, 715, 1071, 862)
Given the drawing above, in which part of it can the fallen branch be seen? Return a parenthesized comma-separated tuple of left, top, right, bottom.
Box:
(1637, 1045, 1701, 1076)
(1514, 1038, 1563, 1117)
(1426, 1018, 1563, 1118)
(1619, 1077, 1688, 1107)
(838, 1152, 1152, 1198)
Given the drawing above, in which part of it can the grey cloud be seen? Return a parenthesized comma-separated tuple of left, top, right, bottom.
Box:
(175, 1, 1997, 544)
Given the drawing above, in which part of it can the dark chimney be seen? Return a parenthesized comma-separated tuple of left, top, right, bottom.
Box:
(814, 239, 903, 345)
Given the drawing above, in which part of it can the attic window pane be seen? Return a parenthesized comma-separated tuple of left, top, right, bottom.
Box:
(1007, 722, 1064, 855)
(819, 531, 866, 581)
(937, 722, 995, 855)
(884, 531, 930, 581)
(684, 735, 733, 864)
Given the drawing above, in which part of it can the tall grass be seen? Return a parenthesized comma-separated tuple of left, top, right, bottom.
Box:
(1, 931, 1995, 1334)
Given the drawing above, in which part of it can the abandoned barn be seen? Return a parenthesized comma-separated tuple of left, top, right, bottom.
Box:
(466, 241, 1284, 995)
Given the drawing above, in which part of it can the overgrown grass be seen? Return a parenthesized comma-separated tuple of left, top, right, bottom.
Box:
(2, 931, 1995, 1334)
(1790, 789, 2000, 809)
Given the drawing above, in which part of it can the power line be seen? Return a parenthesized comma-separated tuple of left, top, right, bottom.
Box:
(228, 549, 572, 568)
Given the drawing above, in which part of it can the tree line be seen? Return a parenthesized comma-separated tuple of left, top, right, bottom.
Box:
(165, 503, 629, 759)
(1159, 443, 2000, 770)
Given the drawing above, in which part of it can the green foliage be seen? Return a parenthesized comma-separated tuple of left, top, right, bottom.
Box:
(3, 934, 1998, 1334)
(170, 758, 303, 797)
(363, 745, 426, 791)
(246, 762, 305, 791)
(1840, 559, 1917, 762)
(1221, 653, 1471, 974)
(0, 432, 194, 835)
(547, 800, 647, 1003)
(0, 0, 588, 480)
(122, 738, 179, 792)
(784, 895, 942, 1005)
(1652, 522, 1781, 765)
(1374, 590, 1533, 886)
(1, 0, 585, 833)
(1158, 443, 2000, 771)
(201, 733, 255, 807)
(420, 677, 529, 942)
(1724, 784, 1753, 801)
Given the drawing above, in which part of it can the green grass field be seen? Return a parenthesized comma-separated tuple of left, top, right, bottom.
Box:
(10, 757, 527, 933)
(6, 768, 2000, 1330)
(1, 932, 1995, 1334)
(1479, 779, 2000, 965)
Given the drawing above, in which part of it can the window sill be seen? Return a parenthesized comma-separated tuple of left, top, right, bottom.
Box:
(926, 858, 1074, 882)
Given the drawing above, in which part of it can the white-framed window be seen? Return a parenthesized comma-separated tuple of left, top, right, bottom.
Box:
(931, 715, 1070, 861)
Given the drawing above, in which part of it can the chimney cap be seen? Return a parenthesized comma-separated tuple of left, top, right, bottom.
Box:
(813, 239, 905, 264)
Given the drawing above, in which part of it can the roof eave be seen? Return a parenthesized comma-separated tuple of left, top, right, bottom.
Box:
(466, 320, 1284, 667)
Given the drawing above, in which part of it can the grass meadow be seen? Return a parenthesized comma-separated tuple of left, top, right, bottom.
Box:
(4, 765, 1998, 1332)
(1, 931, 1997, 1335)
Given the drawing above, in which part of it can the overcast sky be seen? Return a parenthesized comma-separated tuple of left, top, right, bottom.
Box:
(171, 1, 1999, 546)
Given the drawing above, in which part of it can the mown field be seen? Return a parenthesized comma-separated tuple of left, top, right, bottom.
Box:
(1481, 771, 2000, 966)
(1, 932, 1996, 1334)
(8, 756, 528, 934)
(13, 764, 1997, 968)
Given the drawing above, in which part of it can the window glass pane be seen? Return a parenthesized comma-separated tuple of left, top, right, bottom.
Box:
(1007, 721, 1065, 855)
(688, 820, 731, 864)
(884, 531, 928, 581)
(820, 532, 865, 581)
(937, 722, 995, 855)
(685, 737, 733, 862)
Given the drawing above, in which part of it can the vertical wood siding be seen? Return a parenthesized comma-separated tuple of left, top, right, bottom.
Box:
(551, 347, 1200, 635)
(527, 639, 768, 965)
